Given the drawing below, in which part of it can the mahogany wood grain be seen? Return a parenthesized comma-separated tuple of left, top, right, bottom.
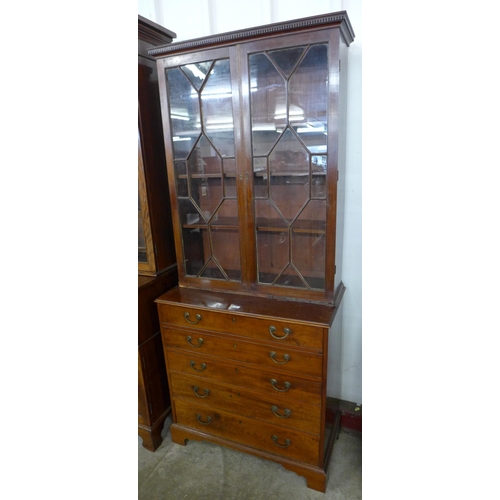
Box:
(156, 286, 337, 327)
(137, 15, 178, 451)
(159, 300, 325, 351)
(169, 373, 321, 435)
(174, 399, 321, 467)
(162, 327, 323, 378)
(138, 268, 178, 451)
(165, 349, 323, 405)
(149, 12, 353, 489)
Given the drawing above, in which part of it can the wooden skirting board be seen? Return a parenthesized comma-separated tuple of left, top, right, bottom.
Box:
(326, 397, 362, 435)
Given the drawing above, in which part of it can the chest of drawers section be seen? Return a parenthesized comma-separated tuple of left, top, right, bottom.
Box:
(156, 287, 337, 491)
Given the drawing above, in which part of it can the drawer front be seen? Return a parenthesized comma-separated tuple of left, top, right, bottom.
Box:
(170, 373, 321, 435)
(158, 303, 324, 351)
(162, 327, 323, 378)
(174, 399, 321, 466)
(166, 349, 322, 405)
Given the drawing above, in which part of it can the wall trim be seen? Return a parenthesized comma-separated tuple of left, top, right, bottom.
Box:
(327, 397, 361, 434)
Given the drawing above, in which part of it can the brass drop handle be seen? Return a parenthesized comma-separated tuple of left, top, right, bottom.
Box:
(184, 312, 202, 324)
(192, 386, 210, 398)
(190, 361, 207, 372)
(196, 414, 212, 425)
(269, 326, 291, 340)
(270, 379, 291, 392)
(187, 336, 204, 348)
(270, 351, 290, 364)
(271, 435, 291, 448)
(271, 405, 292, 418)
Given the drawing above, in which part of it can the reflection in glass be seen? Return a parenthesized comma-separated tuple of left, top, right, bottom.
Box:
(253, 157, 268, 199)
(166, 67, 202, 159)
(292, 200, 326, 289)
(275, 267, 307, 288)
(250, 44, 329, 291)
(311, 155, 327, 199)
(249, 53, 285, 156)
(270, 129, 309, 222)
(174, 160, 188, 197)
(181, 61, 213, 91)
(267, 46, 305, 77)
(289, 44, 328, 154)
(167, 58, 240, 282)
(202, 60, 235, 157)
(138, 192, 147, 263)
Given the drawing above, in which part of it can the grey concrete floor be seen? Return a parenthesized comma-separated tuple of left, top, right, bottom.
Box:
(139, 416, 361, 500)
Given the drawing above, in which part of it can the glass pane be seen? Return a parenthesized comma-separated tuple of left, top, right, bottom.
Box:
(249, 53, 285, 156)
(183, 226, 208, 277)
(202, 60, 235, 157)
(212, 198, 238, 227)
(223, 158, 237, 198)
(174, 160, 189, 197)
(291, 200, 326, 290)
(253, 157, 268, 199)
(138, 192, 147, 263)
(269, 129, 309, 222)
(275, 266, 307, 288)
(267, 46, 305, 77)
(289, 44, 328, 154)
(250, 43, 330, 292)
(256, 231, 289, 284)
(211, 227, 241, 281)
(181, 61, 213, 91)
(255, 199, 289, 284)
(311, 155, 327, 199)
(187, 135, 223, 219)
(166, 67, 202, 159)
(200, 258, 226, 280)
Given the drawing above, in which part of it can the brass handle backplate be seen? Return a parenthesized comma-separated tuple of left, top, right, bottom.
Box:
(190, 361, 207, 372)
(187, 336, 204, 348)
(184, 312, 202, 324)
(269, 326, 292, 340)
(271, 435, 291, 448)
(270, 351, 290, 364)
(196, 414, 212, 425)
(192, 386, 210, 398)
(271, 405, 292, 418)
(270, 379, 291, 392)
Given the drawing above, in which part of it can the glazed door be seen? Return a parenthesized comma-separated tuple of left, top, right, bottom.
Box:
(138, 128, 156, 273)
(159, 48, 246, 291)
(242, 30, 340, 301)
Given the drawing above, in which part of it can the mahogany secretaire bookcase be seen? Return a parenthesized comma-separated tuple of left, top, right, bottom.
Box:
(150, 11, 355, 490)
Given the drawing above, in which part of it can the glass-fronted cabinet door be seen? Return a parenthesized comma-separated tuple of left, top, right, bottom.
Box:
(138, 130, 156, 273)
(161, 48, 243, 289)
(245, 32, 338, 302)
(157, 25, 343, 303)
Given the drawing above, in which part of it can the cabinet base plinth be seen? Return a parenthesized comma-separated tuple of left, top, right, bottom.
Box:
(138, 408, 171, 452)
(170, 423, 333, 492)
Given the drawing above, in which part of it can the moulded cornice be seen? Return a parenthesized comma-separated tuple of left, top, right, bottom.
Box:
(147, 11, 355, 57)
(138, 15, 177, 46)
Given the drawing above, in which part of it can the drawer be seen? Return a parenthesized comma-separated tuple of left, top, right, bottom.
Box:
(170, 373, 321, 435)
(162, 327, 323, 378)
(158, 302, 324, 351)
(174, 399, 321, 467)
(166, 349, 322, 405)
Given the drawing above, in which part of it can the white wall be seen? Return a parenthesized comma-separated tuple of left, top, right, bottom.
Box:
(139, 0, 362, 405)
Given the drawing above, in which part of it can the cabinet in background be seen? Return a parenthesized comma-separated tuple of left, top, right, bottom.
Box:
(138, 15, 177, 451)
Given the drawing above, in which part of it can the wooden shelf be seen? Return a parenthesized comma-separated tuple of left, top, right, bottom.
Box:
(256, 218, 326, 235)
(178, 173, 236, 179)
(182, 216, 240, 230)
(177, 171, 325, 180)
